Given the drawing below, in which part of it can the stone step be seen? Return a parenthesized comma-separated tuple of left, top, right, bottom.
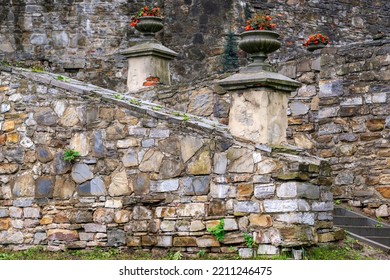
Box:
(368, 237, 390, 247)
(341, 226, 390, 237)
(333, 207, 390, 253)
(334, 216, 373, 226)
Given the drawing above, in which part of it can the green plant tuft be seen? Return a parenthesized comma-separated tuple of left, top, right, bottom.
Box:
(31, 66, 44, 73)
(208, 219, 225, 242)
(243, 232, 255, 248)
(63, 149, 80, 162)
(56, 75, 70, 82)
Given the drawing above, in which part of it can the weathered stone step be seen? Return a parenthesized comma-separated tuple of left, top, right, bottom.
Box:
(333, 207, 390, 253)
(334, 215, 373, 226)
(341, 226, 390, 237)
(368, 237, 390, 247)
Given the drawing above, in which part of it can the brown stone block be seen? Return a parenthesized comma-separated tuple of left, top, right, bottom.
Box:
(340, 106, 358, 117)
(317, 232, 335, 243)
(126, 236, 141, 247)
(367, 176, 380, 185)
(249, 214, 273, 228)
(53, 214, 70, 224)
(0, 163, 19, 174)
(2, 120, 15, 132)
(141, 235, 157, 246)
(279, 226, 314, 243)
(155, 207, 176, 218)
(0, 218, 10, 230)
(377, 149, 390, 157)
(366, 119, 385, 131)
(6, 133, 19, 144)
(207, 201, 226, 216)
(0, 134, 6, 145)
(237, 183, 253, 200)
(376, 187, 390, 199)
(360, 132, 381, 141)
(223, 232, 245, 244)
(333, 228, 346, 240)
(173, 237, 197, 247)
(379, 175, 390, 184)
(47, 229, 79, 242)
(316, 135, 333, 143)
(295, 124, 314, 132)
(206, 220, 221, 230)
(315, 221, 333, 229)
(288, 117, 304, 125)
(319, 150, 334, 158)
(0, 86, 10, 91)
(196, 236, 220, 247)
(40, 216, 53, 225)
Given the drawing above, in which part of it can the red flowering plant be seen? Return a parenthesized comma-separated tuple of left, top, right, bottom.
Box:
(303, 34, 330, 47)
(130, 6, 162, 27)
(244, 13, 277, 31)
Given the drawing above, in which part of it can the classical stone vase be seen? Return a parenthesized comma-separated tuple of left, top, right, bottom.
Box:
(135, 16, 164, 40)
(239, 30, 282, 72)
(306, 42, 327, 52)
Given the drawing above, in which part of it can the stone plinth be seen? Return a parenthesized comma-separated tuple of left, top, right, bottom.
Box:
(122, 42, 177, 92)
(219, 70, 301, 145)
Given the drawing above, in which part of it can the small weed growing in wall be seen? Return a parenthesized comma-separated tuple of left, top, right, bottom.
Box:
(114, 94, 125, 100)
(243, 233, 255, 248)
(151, 105, 163, 111)
(208, 219, 225, 242)
(31, 66, 45, 73)
(56, 75, 70, 82)
(172, 111, 190, 122)
(63, 149, 80, 162)
(129, 99, 141, 106)
(167, 251, 182, 260)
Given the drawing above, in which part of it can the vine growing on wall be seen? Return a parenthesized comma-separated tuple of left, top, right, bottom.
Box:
(221, 32, 239, 73)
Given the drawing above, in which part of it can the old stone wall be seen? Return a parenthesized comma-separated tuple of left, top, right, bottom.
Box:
(279, 39, 390, 219)
(1, 0, 389, 89)
(0, 68, 338, 254)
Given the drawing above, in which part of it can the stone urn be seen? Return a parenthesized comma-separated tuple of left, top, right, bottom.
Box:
(135, 16, 164, 40)
(306, 42, 327, 52)
(239, 30, 282, 72)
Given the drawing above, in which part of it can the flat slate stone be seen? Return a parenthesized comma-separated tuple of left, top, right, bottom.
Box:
(36, 146, 53, 163)
(71, 163, 94, 184)
(77, 177, 106, 196)
(183, 176, 210, 195)
(35, 176, 54, 198)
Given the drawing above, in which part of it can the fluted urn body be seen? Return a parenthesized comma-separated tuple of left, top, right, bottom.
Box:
(135, 16, 164, 40)
(239, 30, 281, 72)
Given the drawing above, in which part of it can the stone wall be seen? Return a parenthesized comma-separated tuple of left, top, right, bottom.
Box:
(0, 68, 339, 254)
(280, 39, 390, 219)
(1, 0, 389, 89)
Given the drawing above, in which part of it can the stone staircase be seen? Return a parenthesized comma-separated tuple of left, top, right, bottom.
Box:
(333, 207, 390, 253)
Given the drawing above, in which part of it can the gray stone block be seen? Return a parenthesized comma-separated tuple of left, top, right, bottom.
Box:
(312, 202, 334, 211)
(150, 179, 179, 192)
(263, 199, 298, 213)
(183, 176, 210, 195)
(107, 230, 126, 247)
(254, 184, 275, 199)
(234, 201, 260, 213)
